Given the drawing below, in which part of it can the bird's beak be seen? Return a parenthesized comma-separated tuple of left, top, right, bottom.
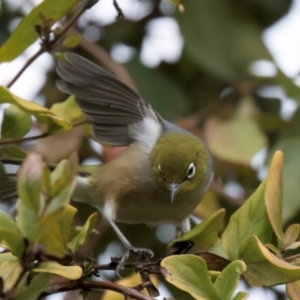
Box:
(169, 182, 181, 204)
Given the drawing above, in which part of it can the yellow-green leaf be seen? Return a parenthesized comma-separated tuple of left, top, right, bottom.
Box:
(239, 236, 300, 286)
(283, 224, 300, 250)
(50, 96, 85, 125)
(0, 260, 23, 292)
(221, 178, 272, 261)
(285, 241, 300, 251)
(0, 86, 71, 133)
(0, 211, 24, 256)
(0, 252, 18, 263)
(233, 292, 249, 300)
(102, 272, 159, 300)
(62, 33, 81, 49)
(33, 261, 82, 280)
(0, 0, 77, 62)
(161, 255, 220, 300)
(37, 205, 77, 258)
(214, 260, 247, 300)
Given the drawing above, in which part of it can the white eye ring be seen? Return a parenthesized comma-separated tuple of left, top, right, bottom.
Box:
(187, 163, 196, 179)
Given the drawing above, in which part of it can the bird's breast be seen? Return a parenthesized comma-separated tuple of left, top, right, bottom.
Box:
(113, 185, 202, 224)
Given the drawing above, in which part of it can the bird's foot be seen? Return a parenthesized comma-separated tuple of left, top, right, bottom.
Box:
(116, 246, 154, 276)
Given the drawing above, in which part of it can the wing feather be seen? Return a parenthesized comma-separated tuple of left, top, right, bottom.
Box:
(57, 53, 162, 147)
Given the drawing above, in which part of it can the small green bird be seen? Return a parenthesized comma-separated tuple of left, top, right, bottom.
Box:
(4, 52, 214, 273)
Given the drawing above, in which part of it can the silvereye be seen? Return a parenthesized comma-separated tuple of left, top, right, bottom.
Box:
(56, 53, 213, 271)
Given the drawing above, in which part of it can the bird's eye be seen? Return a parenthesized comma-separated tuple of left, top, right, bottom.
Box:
(186, 163, 196, 179)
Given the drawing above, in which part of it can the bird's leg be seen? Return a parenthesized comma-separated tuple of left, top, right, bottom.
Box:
(107, 219, 154, 274)
(175, 217, 191, 237)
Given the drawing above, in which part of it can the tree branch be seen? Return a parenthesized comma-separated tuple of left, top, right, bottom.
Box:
(39, 280, 154, 300)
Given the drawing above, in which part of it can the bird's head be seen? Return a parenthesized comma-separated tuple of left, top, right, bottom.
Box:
(150, 132, 213, 203)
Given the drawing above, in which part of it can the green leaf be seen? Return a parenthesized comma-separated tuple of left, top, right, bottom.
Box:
(17, 151, 45, 240)
(0, 0, 77, 62)
(283, 224, 300, 250)
(0, 86, 71, 133)
(0, 260, 23, 292)
(1, 146, 27, 159)
(68, 212, 99, 252)
(33, 261, 82, 280)
(161, 255, 220, 300)
(221, 178, 272, 260)
(0, 252, 18, 263)
(0, 211, 24, 256)
(264, 150, 284, 246)
(1, 105, 32, 139)
(287, 280, 300, 300)
(168, 209, 225, 254)
(15, 273, 51, 300)
(264, 243, 282, 258)
(204, 115, 267, 165)
(233, 292, 249, 300)
(37, 205, 77, 258)
(214, 260, 247, 300)
(285, 241, 300, 251)
(50, 96, 86, 125)
(239, 236, 300, 286)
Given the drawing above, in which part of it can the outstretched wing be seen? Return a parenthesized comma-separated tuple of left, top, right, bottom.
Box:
(56, 52, 162, 148)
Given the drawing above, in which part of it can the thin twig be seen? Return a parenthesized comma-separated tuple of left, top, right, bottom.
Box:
(7, 0, 98, 88)
(113, 0, 124, 20)
(284, 253, 300, 262)
(7, 48, 44, 88)
(93, 260, 161, 271)
(0, 120, 87, 146)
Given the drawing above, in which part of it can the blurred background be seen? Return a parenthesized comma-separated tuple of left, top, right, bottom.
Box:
(1, 0, 300, 299)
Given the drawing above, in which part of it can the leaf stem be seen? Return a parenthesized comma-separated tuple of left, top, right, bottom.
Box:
(7, 48, 44, 88)
(283, 253, 300, 262)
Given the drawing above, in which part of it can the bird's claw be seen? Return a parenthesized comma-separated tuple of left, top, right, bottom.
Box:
(116, 246, 154, 276)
